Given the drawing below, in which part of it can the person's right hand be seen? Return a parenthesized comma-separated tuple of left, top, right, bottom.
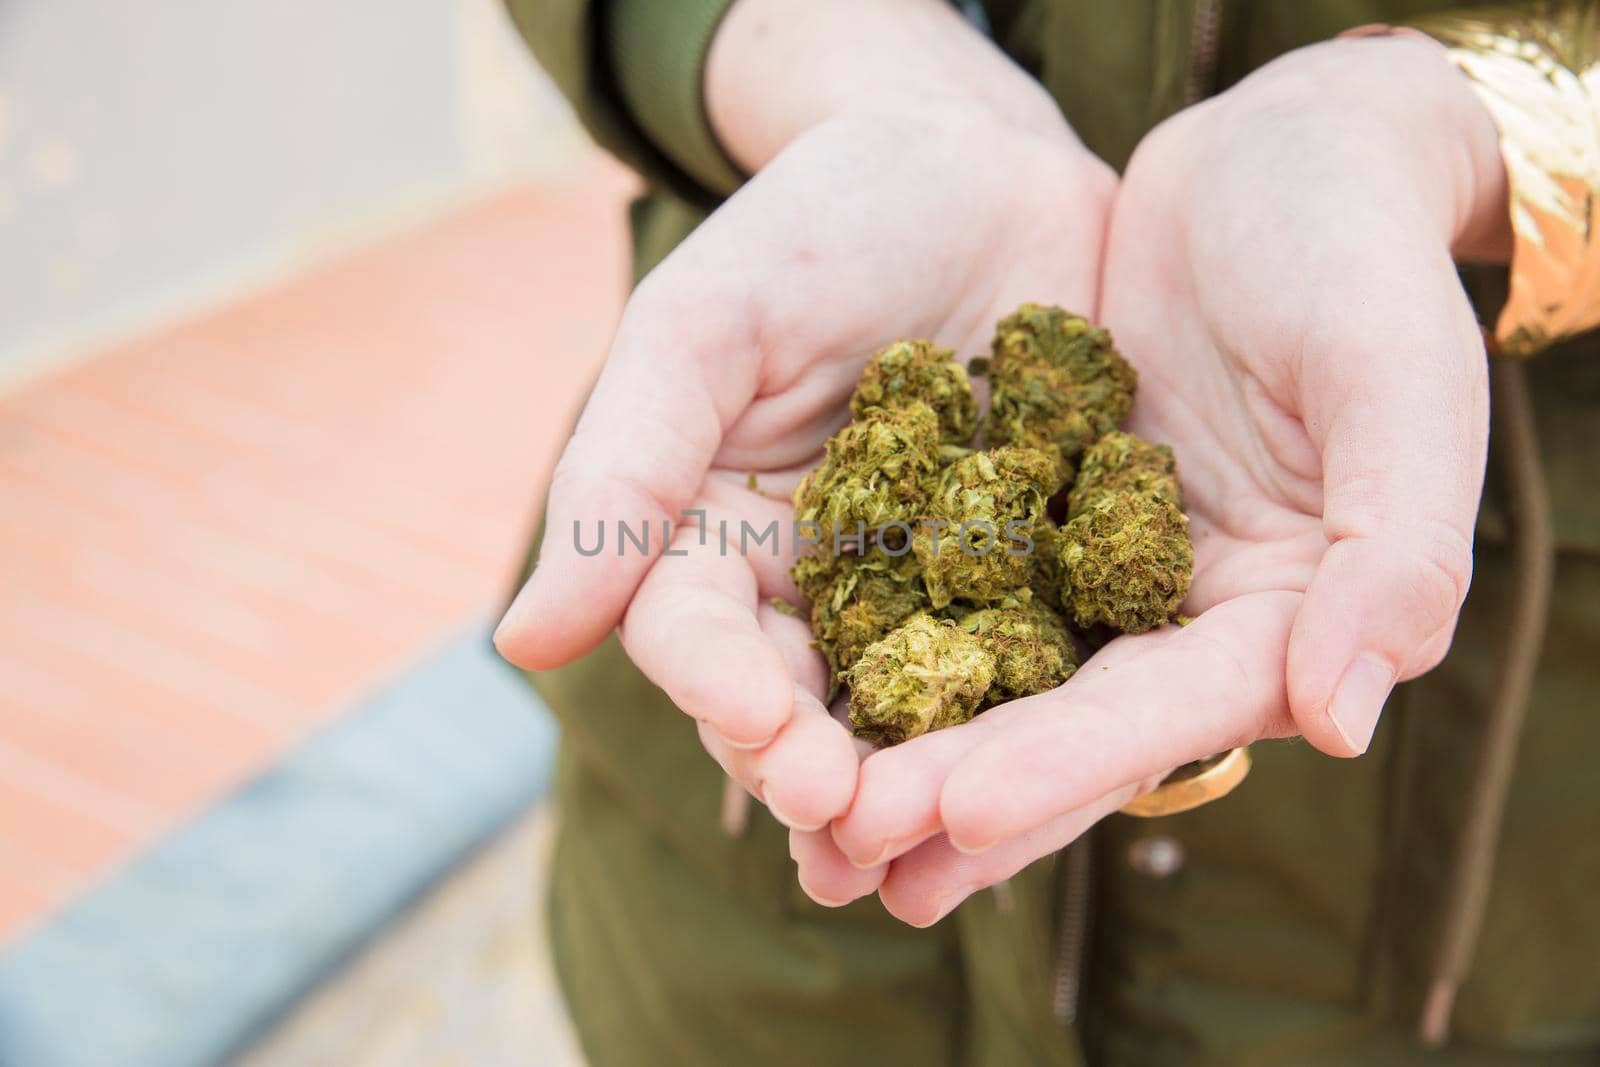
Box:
(802, 34, 1511, 925)
(495, 79, 1113, 877)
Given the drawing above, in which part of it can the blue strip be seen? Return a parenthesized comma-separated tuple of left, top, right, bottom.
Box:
(0, 627, 556, 1067)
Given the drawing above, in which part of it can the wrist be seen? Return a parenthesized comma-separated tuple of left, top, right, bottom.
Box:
(705, 0, 1074, 172)
(1226, 36, 1511, 261)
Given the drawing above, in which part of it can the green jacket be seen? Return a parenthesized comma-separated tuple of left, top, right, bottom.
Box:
(505, 2, 1600, 1063)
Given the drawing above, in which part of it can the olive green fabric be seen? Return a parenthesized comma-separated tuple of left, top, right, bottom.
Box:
(540, 638, 1083, 1067)
(1091, 506, 1600, 1063)
(502, 0, 732, 210)
(608, 0, 744, 198)
(506, 2, 1600, 1064)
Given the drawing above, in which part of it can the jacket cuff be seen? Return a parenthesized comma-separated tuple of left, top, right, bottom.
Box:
(607, 0, 745, 199)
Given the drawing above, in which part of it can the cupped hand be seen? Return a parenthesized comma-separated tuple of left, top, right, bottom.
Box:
(495, 105, 1115, 841)
(810, 36, 1512, 924)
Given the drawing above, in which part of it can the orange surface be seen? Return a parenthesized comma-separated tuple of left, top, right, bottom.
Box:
(0, 160, 636, 945)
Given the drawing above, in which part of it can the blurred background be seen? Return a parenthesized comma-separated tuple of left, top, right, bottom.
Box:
(0, 2, 626, 1063)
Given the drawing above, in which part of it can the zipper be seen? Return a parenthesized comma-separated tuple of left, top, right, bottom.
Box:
(1051, 0, 1221, 1030)
(1051, 837, 1094, 1024)
(1185, 0, 1224, 106)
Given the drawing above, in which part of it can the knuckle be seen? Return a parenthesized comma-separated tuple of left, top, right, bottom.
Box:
(1329, 498, 1474, 633)
(848, 758, 930, 848)
(849, 754, 900, 823)
(1190, 632, 1289, 740)
(1184, 629, 1256, 699)
(1408, 522, 1473, 626)
(542, 446, 597, 510)
(1403, 619, 1460, 680)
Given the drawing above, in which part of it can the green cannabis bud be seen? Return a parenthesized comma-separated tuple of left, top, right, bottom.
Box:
(1055, 428, 1192, 631)
(950, 596, 1079, 704)
(851, 339, 978, 446)
(1027, 519, 1068, 610)
(914, 446, 1057, 608)
(846, 614, 996, 745)
(979, 304, 1137, 479)
(793, 403, 940, 533)
(793, 550, 928, 680)
(1057, 491, 1193, 633)
(789, 305, 1194, 746)
(1066, 430, 1181, 515)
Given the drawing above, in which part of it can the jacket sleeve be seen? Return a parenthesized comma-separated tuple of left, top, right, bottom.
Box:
(503, 0, 745, 205)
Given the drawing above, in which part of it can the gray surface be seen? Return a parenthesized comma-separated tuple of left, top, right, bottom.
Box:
(0, 628, 556, 1067)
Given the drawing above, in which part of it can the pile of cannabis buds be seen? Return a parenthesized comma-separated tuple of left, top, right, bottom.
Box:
(790, 303, 1193, 746)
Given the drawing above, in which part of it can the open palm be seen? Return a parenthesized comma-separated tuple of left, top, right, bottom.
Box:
(496, 107, 1116, 835)
(814, 38, 1504, 923)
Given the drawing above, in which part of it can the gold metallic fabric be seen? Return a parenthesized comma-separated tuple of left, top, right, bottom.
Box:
(1418, 3, 1600, 357)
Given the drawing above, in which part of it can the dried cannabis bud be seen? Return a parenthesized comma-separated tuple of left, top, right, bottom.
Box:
(793, 403, 940, 533)
(788, 304, 1194, 746)
(914, 446, 1057, 608)
(850, 339, 978, 446)
(979, 303, 1137, 479)
(1055, 428, 1192, 632)
(793, 550, 928, 679)
(1027, 519, 1068, 611)
(949, 596, 1078, 704)
(1057, 492, 1193, 633)
(846, 614, 996, 745)
(1066, 430, 1181, 516)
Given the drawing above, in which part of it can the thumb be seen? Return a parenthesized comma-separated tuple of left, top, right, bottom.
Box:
(1286, 273, 1489, 757)
(495, 282, 758, 670)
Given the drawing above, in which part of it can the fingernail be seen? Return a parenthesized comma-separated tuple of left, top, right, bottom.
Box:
(718, 727, 779, 751)
(498, 569, 539, 626)
(849, 845, 890, 871)
(491, 599, 527, 648)
(713, 691, 803, 751)
(951, 836, 994, 857)
(768, 800, 826, 833)
(760, 777, 828, 833)
(1329, 654, 1396, 755)
(911, 894, 961, 928)
(797, 875, 852, 909)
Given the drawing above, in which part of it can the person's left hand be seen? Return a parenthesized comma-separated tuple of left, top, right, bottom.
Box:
(793, 35, 1514, 923)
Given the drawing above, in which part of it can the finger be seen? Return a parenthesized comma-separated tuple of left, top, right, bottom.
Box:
(698, 475, 805, 604)
(699, 685, 858, 830)
(939, 591, 1299, 854)
(831, 626, 1178, 869)
(495, 288, 760, 670)
(831, 716, 1006, 869)
(696, 605, 854, 829)
(1287, 267, 1488, 756)
(760, 598, 830, 702)
(878, 785, 1139, 928)
(620, 515, 792, 746)
(791, 826, 887, 908)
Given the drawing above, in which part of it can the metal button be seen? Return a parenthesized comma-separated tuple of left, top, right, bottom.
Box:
(1127, 835, 1185, 878)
